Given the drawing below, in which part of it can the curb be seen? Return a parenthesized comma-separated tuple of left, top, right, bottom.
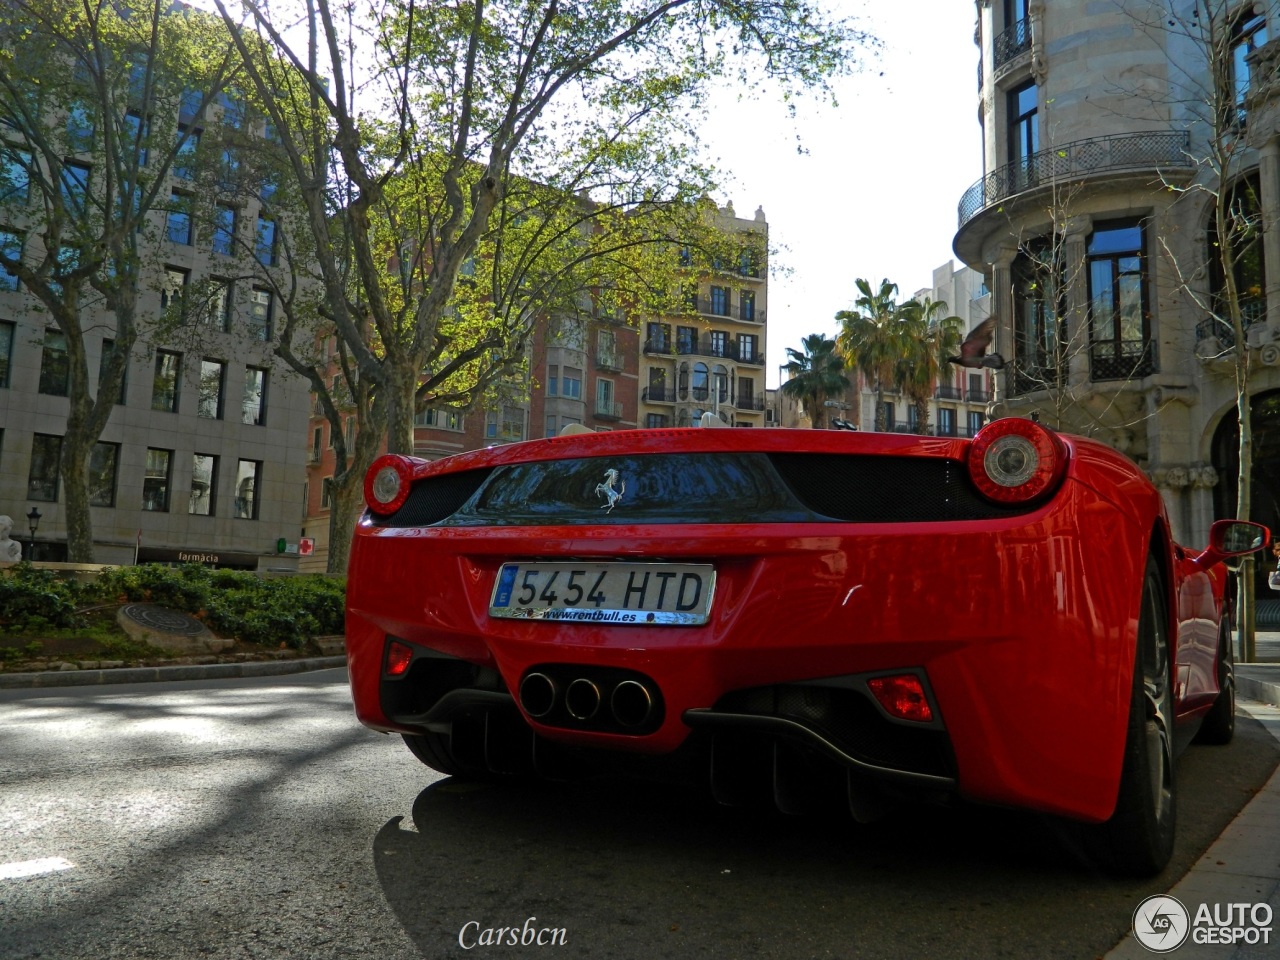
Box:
(1236, 664, 1280, 706)
(0, 655, 348, 689)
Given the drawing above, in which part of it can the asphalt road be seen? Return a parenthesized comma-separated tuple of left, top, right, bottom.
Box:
(1, 670, 1277, 960)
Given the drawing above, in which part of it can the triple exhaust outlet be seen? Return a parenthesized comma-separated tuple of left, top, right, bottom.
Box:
(519, 671, 657, 729)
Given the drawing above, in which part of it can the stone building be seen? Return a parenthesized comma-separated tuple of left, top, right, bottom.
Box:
(955, 0, 1280, 547)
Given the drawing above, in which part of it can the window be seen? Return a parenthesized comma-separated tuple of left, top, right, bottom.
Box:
(1088, 220, 1154, 381)
(1013, 239, 1065, 392)
(234, 459, 262, 519)
(98, 339, 127, 404)
(346, 416, 356, 448)
(28, 434, 61, 501)
(545, 415, 558, 438)
(414, 407, 463, 430)
(596, 378, 616, 417)
(212, 204, 235, 255)
(597, 328, 618, 368)
(179, 88, 203, 123)
(249, 287, 272, 340)
(167, 192, 192, 244)
(486, 408, 524, 440)
(547, 364, 558, 396)
(646, 413, 668, 429)
(968, 411, 986, 437)
(66, 103, 93, 151)
(738, 377, 755, 405)
(321, 476, 334, 509)
(740, 290, 755, 321)
(1232, 12, 1269, 123)
(967, 372, 985, 401)
(738, 248, 761, 278)
(561, 366, 582, 399)
(0, 320, 12, 387)
(220, 147, 239, 189)
(125, 110, 148, 166)
(89, 441, 119, 507)
(881, 403, 896, 430)
(311, 427, 322, 462)
(937, 407, 956, 437)
(1008, 81, 1039, 180)
(0, 229, 20, 290)
(709, 286, 729, 316)
(692, 362, 709, 400)
(646, 322, 671, 352)
(161, 267, 189, 314)
(39, 329, 69, 396)
(709, 331, 728, 358)
(2, 147, 31, 203)
(152, 349, 181, 412)
(712, 364, 729, 403)
(143, 448, 172, 512)
(218, 88, 245, 128)
(174, 125, 200, 179)
(907, 405, 919, 430)
(61, 160, 90, 213)
(189, 454, 217, 516)
(1209, 175, 1265, 334)
(207, 278, 234, 332)
(738, 333, 759, 363)
(255, 216, 277, 265)
(198, 359, 225, 419)
(676, 326, 697, 353)
(242, 366, 267, 425)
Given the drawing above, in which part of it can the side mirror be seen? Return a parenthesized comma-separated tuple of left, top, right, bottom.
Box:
(1190, 519, 1271, 570)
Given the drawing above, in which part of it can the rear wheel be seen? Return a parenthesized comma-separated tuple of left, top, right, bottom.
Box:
(1195, 625, 1235, 745)
(1092, 555, 1176, 876)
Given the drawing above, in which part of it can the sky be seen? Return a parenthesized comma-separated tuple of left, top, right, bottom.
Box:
(696, 1, 984, 384)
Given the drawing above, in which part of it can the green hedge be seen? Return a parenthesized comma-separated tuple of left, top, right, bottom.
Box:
(1, 563, 345, 649)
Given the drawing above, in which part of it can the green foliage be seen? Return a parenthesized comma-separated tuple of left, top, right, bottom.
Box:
(0, 564, 86, 631)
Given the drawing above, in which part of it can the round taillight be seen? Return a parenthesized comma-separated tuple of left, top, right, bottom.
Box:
(968, 418, 1067, 504)
(364, 455, 415, 516)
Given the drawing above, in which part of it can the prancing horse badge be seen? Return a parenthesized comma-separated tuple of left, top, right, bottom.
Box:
(595, 468, 625, 513)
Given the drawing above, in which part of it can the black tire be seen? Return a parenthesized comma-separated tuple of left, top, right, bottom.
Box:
(1195, 624, 1235, 745)
(402, 730, 476, 777)
(1092, 555, 1177, 877)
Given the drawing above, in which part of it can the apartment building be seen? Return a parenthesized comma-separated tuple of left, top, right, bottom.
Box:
(0, 12, 309, 570)
(955, 0, 1280, 547)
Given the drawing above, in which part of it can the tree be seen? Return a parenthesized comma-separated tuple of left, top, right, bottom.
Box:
(210, 0, 867, 572)
(898, 296, 963, 434)
(836, 278, 911, 432)
(781, 333, 848, 428)
(0, 1, 245, 562)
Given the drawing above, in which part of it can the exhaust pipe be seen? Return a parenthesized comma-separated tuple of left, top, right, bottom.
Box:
(519, 672, 558, 718)
(610, 679, 654, 728)
(565, 678, 602, 720)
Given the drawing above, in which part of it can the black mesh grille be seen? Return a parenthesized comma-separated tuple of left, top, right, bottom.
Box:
(769, 453, 1021, 522)
(373, 468, 493, 528)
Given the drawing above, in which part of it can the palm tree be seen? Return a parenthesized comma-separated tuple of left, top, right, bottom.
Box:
(781, 334, 850, 428)
(898, 297, 965, 434)
(836, 278, 911, 432)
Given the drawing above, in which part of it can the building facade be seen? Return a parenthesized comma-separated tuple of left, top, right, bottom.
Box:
(955, 0, 1280, 547)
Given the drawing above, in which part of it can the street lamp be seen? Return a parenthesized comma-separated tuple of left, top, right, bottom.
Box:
(25, 507, 40, 561)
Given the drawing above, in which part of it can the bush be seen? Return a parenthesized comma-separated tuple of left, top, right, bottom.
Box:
(0, 564, 87, 631)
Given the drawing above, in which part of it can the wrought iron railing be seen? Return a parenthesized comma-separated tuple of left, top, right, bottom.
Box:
(958, 132, 1193, 227)
(993, 17, 1031, 71)
(1195, 300, 1267, 348)
(642, 386, 676, 403)
(1090, 342, 1157, 382)
(934, 385, 962, 400)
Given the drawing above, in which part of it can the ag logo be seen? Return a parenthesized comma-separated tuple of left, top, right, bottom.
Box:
(1132, 895, 1190, 953)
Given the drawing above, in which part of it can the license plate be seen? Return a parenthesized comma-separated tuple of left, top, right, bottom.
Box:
(489, 562, 715, 625)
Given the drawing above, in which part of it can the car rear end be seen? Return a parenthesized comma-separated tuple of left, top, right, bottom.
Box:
(345, 420, 1158, 822)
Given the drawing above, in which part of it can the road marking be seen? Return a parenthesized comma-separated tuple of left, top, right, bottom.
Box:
(0, 857, 74, 881)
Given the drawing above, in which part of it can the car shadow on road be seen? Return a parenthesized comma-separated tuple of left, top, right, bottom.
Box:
(371, 715, 1280, 960)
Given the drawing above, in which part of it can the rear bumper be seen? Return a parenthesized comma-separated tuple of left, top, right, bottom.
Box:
(345, 478, 1146, 821)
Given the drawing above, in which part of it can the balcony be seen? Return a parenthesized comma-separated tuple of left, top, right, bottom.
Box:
(957, 132, 1193, 230)
(595, 350, 623, 372)
(1090, 342, 1157, 382)
(691, 298, 765, 323)
(644, 337, 673, 355)
(594, 400, 624, 421)
(993, 17, 1031, 73)
(934, 385, 962, 400)
(673, 338, 765, 365)
(966, 388, 989, 403)
(642, 386, 676, 404)
(734, 396, 765, 411)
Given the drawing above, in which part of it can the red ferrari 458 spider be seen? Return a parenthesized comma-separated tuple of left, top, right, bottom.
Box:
(344, 417, 1268, 876)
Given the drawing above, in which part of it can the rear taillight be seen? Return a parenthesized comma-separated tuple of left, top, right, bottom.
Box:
(967, 418, 1067, 505)
(385, 639, 414, 677)
(364, 455, 415, 516)
(867, 674, 934, 723)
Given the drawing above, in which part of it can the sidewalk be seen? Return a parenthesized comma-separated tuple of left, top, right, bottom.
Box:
(1234, 631, 1280, 707)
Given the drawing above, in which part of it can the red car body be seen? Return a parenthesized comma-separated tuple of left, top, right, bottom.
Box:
(344, 419, 1262, 869)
